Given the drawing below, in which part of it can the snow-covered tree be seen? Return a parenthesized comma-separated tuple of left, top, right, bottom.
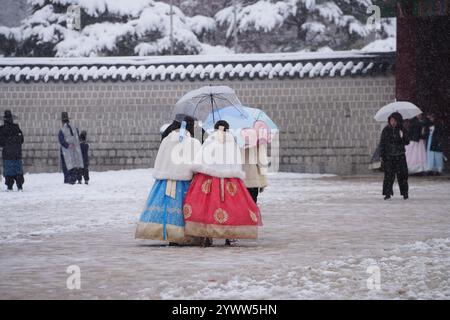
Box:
(186, 15, 216, 42)
(0, 0, 212, 57)
(362, 16, 396, 52)
(0, 0, 396, 56)
(285, 0, 374, 51)
(214, 0, 381, 52)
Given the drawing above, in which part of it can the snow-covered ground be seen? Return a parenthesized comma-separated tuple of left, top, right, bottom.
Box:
(0, 169, 449, 299)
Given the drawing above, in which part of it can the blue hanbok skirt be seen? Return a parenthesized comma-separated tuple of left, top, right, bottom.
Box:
(135, 179, 196, 243)
(3, 160, 23, 177)
(426, 134, 444, 173)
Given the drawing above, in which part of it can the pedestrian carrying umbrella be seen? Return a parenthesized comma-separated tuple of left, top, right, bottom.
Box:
(172, 85, 245, 123)
(374, 101, 422, 122)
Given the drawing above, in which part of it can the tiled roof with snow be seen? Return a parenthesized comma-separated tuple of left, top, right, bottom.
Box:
(0, 51, 395, 83)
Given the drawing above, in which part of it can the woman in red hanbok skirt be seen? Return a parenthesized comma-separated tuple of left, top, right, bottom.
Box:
(183, 121, 262, 241)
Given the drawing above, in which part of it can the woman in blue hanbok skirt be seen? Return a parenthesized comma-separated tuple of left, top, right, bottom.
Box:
(135, 116, 201, 244)
(426, 114, 445, 175)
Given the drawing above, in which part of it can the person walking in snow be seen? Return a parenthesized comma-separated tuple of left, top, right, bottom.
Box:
(76, 130, 90, 185)
(379, 112, 410, 200)
(183, 120, 262, 247)
(135, 115, 202, 245)
(426, 113, 445, 176)
(0, 110, 25, 191)
(242, 144, 269, 204)
(58, 112, 84, 185)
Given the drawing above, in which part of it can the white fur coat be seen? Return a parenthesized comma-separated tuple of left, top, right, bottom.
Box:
(152, 130, 201, 181)
(192, 131, 245, 180)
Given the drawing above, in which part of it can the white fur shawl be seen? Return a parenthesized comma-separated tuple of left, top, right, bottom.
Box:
(153, 131, 201, 181)
(192, 131, 245, 180)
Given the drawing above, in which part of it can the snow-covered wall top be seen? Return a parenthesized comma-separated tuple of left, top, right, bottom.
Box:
(0, 51, 395, 83)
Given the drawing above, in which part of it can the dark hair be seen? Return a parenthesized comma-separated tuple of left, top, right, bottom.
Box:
(428, 113, 442, 125)
(184, 115, 195, 137)
(214, 120, 230, 131)
(79, 130, 87, 141)
(388, 112, 403, 127)
(161, 120, 181, 141)
(161, 116, 196, 141)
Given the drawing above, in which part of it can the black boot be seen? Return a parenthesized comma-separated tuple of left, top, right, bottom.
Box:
(201, 237, 213, 247)
(384, 195, 391, 200)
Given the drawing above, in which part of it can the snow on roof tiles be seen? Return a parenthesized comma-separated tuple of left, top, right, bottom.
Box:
(0, 51, 394, 83)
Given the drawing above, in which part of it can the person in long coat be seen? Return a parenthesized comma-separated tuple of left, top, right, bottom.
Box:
(0, 110, 25, 191)
(135, 116, 202, 245)
(379, 112, 410, 200)
(58, 112, 83, 184)
(242, 144, 269, 203)
(426, 113, 445, 175)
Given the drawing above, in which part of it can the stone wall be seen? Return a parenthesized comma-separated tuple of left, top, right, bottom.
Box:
(0, 76, 395, 175)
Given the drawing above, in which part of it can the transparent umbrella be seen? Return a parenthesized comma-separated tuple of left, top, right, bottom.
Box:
(172, 85, 245, 123)
(374, 101, 422, 122)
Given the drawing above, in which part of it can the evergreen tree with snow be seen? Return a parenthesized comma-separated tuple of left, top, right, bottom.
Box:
(0, 0, 212, 57)
(215, 0, 393, 53)
(0, 0, 396, 56)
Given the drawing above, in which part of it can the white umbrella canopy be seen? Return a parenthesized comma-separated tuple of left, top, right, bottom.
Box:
(374, 101, 422, 122)
(172, 85, 243, 122)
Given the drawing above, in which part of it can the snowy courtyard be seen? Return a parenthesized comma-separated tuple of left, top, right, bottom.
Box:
(0, 169, 449, 299)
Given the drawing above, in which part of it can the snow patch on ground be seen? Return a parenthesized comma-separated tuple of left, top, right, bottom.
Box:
(0, 169, 332, 243)
(0, 169, 151, 243)
(1, 169, 449, 299)
(155, 238, 450, 300)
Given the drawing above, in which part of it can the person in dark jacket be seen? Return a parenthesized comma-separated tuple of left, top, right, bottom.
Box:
(379, 112, 410, 200)
(0, 110, 25, 191)
(405, 113, 428, 175)
(426, 113, 445, 175)
(77, 130, 90, 185)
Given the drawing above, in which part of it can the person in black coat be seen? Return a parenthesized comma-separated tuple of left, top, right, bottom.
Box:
(379, 112, 410, 200)
(408, 114, 429, 142)
(0, 110, 25, 191)
(426, 113, 445, 175)
(77, 130, 90, 185)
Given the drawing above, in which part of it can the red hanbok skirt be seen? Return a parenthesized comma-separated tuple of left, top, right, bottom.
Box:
(183, 173, 262, 239)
